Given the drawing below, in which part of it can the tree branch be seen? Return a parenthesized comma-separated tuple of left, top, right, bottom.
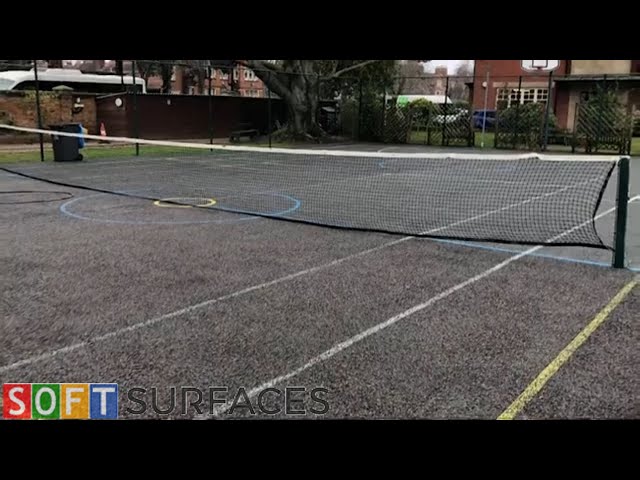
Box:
(249, 66, 293, 103)
(330, 60, 381, 79)
(241, 60, 282, 74)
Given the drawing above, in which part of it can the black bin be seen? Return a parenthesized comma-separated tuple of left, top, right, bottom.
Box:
(50, 123, 83, 162)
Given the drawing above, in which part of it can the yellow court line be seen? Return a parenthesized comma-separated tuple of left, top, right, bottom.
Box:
(498, 279, 637, 420)
(153, 197, 216, 209)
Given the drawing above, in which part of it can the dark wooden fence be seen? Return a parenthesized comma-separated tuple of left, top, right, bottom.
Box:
(96, 93, 288, 140)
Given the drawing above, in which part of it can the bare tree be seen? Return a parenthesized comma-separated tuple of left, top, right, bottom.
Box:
(447, 62, 474, 102)
(394, 61, 431, 95)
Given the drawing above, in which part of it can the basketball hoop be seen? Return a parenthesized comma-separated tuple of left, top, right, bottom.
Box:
(521, 60, 559, 72)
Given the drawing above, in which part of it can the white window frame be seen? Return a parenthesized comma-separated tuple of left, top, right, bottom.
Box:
(496, 87, 549, 108)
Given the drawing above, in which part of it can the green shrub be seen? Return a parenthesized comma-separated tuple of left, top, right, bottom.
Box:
(402, 98, 436, 125)
(498, 103, 556, 132)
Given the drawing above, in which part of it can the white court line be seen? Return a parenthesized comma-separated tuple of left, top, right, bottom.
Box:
(216, 165, 262, 171)
(380, 172, 574, 189)
(323, 144, 359, 150)
(0, 236, 412, 374)
(202, 199, 633, 418)
(0, 178, 616, 374)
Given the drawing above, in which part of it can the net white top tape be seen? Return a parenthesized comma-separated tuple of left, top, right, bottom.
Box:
(0, 124, 625, 162)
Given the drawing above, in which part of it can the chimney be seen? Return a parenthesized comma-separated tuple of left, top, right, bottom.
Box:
(434, 66, 448, 76)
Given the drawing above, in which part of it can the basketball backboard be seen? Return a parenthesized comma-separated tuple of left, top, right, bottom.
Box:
(521, 60, 559, 72)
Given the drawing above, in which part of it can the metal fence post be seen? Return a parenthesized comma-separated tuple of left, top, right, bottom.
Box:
(542, 70, 554, 151)
(381, 86, 387, 142)
(480, 69, 490, 148)
(208, 66, 214, 149)
(316, 73, 321, 128)
(357, 79, 363, 141)
(513, 75, 523, 149)
(132, 60, 139, 156)
(33, 60, 45, 162)
(267, 71, 272, 149)
(442, 76, 449, 146)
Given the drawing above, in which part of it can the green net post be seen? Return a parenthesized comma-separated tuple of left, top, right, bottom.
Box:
(613, 156, 630, 268)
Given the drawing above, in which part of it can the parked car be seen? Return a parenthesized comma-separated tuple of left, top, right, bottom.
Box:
(432, 109, 468, 124)
(472, 109, 496, 129)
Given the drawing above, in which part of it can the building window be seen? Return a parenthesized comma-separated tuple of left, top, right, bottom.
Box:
(233, 68, 239, 81)
(243, 69, 257, 81)
(496, 88, 549, 107)
(521, 89, 535, 103)
(214, 88, 220, 96)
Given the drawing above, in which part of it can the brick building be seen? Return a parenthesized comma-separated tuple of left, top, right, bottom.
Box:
(469, 60, 569, 112)
(170, 64, 267, 97)
(431, 66, 448, 95)
(553, 60, 640, 130)
(468, 60, 640, 130)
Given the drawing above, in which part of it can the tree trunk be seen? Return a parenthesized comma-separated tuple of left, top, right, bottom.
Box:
(160, 64, 172, 94)
(245, 59, 390, 140)
(286, 74, 322, 140)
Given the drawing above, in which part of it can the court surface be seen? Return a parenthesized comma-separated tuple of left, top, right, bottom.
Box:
(1, 143, 638, 419)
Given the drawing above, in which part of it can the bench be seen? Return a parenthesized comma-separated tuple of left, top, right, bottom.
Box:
(230, 123, 259, 142)
(546, 129, 573, 146)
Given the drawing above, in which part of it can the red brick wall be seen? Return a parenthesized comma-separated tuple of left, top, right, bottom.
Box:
(471, 60, 568, 110)
(0, 91, 97, 133)
(207, 65, 267, 97)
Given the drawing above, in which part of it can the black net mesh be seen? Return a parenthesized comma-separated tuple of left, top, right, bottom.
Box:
(0, 124, 620, 249)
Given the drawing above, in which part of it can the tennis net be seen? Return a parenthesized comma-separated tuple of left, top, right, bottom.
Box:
(0, 124, 628, 250)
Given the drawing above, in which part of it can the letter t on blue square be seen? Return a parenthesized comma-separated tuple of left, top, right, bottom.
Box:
(90, 384, 118, 419)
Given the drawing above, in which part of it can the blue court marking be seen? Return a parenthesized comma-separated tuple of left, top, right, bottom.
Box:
(428, 237, 640, 272)
(59, 192, 301, 225)
(214, 194, 301, 218)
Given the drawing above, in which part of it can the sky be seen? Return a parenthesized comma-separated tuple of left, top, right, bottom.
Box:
(424, 60, 474, 73)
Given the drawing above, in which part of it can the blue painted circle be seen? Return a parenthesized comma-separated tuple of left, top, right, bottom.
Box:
(59, 192, 301, 225)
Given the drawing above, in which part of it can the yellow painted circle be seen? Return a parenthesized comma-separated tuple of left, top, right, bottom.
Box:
(153, 197, 217, 208)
